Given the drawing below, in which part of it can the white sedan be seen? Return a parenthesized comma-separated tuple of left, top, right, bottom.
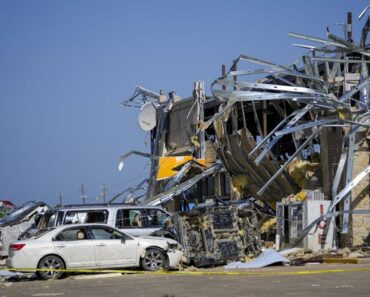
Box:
(6, 223, 183, 280)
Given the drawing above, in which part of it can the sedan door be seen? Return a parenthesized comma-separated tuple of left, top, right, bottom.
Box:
(88, 226, 138, 267)
(53, 226, 95, 268)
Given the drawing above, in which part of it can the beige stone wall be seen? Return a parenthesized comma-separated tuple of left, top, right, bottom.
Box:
(350, 139, 370, 246)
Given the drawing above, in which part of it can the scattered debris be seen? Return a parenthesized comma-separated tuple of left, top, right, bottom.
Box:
(323, 258, 359, 264)
(348, 251, 365, 258)
(278, 247, 306, 257)
(224, 249, 289, 269)
(0, 269, 21, 280)
(0, 270, 35, 282)
(277, 245, 370, 266)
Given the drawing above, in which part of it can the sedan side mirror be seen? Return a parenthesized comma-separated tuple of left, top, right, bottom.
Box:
(121, 237, 126, 244)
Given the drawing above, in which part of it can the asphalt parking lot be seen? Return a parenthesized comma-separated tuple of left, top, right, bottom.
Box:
(1, 264, 370, 297)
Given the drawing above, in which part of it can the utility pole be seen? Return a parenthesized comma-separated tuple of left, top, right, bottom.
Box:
(347, 11, 352, 41)
(80, 184, 87, 205)
(98, 184, 109, 203)
(58, 192, 63, 207)
(102, 184, 106, 203)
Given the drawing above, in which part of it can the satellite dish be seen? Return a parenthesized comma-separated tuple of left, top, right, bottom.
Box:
(138, 102, 157, 131)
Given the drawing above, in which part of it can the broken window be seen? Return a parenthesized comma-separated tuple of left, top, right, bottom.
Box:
(63, 210, 108, 224)
(115, 209, 143, 228)
(144, 209, 169, 227)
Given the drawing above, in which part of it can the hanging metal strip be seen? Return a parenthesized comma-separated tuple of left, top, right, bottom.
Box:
(288, 31, 348, 48)
(332, 151, 347, 198)
(312, 57, 370, 64)
(274, 119, 339, 137)
(339, 78, 370, 103)
(144, 163, 223, 206)
(254, 105, 313, 165)
(328, 164, 370, 213)
(248, 109, 304, 157)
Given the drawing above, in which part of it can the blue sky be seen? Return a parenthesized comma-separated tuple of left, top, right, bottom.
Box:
(0, 0, 368, 206)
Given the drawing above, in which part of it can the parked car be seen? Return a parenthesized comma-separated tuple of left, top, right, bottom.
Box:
(7, 223, 183, 280)
(19, 204, 171, 240)
(0, 201, 49, 258)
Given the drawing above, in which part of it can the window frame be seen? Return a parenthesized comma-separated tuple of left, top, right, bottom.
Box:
(86, 225, 132, 241)
(115, 208, 146, 229)
(62, 209, 109, 225)
(53, 226, 89, 242)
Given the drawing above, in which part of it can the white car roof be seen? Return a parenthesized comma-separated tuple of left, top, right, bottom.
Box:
(53, 223, 118, 231)
(55, 205, 168, 212)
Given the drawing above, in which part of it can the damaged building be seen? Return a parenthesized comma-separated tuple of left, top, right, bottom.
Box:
(117, 10, 370, 260)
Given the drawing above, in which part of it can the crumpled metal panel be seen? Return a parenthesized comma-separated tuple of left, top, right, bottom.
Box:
(224, 249, 289, 269)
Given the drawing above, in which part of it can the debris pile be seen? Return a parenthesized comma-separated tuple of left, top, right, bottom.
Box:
(280, 246, 370, 265)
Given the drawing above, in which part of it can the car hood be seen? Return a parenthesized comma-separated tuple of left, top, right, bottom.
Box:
(137, 236, 179, 247)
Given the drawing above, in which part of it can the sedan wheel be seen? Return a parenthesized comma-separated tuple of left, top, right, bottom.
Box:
(141, 249, 167, 271)
(37, 255, 65, 280)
